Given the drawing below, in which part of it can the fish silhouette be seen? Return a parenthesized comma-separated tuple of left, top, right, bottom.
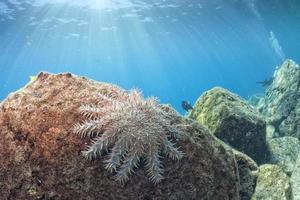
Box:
(181, 101, 193, 112)
(256, 77, 274, 87)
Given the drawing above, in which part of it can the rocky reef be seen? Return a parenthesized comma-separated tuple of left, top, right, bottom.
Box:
(259, 59, 300, 139)
(188, 87, 268, 164)
(291, 155, 300, 200)
(256, 59, 300, 200)
(0, 72, 240, 199)
(1, 59, 300, 200)
(251, 164, 291, 200)
(267, 136, 300, 175)
(189, 59, 300, 200)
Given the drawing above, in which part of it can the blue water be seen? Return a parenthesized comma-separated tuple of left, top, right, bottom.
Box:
(0, 0, 300, 113)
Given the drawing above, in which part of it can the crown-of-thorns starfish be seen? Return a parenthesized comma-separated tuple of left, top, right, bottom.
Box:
(74, 88, 184, 184)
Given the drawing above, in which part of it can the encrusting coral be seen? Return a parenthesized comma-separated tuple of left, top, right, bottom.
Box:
(73, 86, 185, 184)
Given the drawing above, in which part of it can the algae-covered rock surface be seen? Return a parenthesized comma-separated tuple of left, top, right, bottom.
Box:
(291, 155, 300, 200)
(251, 164, 291, 200)
(233, 150, 258, 200)
(267, 136, 300, 175)
(260, 59, 300, 139)
(0, 72, 240, 200)
(188, 87, 268, 164)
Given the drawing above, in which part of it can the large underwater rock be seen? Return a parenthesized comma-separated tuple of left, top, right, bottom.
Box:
(0, 73, 241, 200)
(251, 164, 291, 200)
(188, 87, 268, 164)
(267, 136, 300, 175)
(291, 154, 300, 200)
(218, 139, 258, 200)
(233, 150, 258, 200)
(260, 59, 300, 139)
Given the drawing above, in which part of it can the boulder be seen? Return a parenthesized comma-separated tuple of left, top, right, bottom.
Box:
(291, 154, 300, 200)
(217, 139, 258, 200)
(251, 164, 291, 200)
(267, 136, 300, 175)
(233, 150, 258, 200)
(260, 59, 300, 139)
(0, 72, 240, 200)
(188, 87, 268, 164)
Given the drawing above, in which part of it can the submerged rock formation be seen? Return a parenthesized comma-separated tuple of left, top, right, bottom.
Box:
(267, 136, 300, 175)
(251, 164, 291, 200)
(0, 72, 240, 200)
(1, 59, 300, 200)
(188, 87, 268, 164)
(260, 59, 300, 139)
(250, 59, 300, 200)
(233, 150, 258, 200)
(291, 155, 300, 200)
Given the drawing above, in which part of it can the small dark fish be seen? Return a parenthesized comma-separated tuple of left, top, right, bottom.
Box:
(256, 77, 274, 87)
(182, 101, 193, 112)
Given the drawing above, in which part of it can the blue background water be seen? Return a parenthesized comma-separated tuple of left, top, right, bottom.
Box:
(0, 0, 299, 113)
